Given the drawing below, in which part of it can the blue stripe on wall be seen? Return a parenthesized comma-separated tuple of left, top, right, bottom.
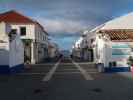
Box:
(112, 45, 129, 48)
(104, 67, 130, 73)
(0, 65, 10, 74)
(112, 52, 129, 55)
(10, 64, 24, 74)
(0, 64, 24, 74)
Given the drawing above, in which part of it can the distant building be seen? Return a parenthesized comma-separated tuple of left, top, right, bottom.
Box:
(0, 22, 24, 73)
(48, 42, 59, 59)
(60, 50, 70, 58)
(0, 10, 49, 64)
(72, 33, 92, 61)
(72, 37, 83, 59)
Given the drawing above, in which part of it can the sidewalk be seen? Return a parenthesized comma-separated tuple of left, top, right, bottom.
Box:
(116, 72, 133, 79)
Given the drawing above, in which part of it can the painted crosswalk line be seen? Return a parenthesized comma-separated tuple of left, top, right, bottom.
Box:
(72, 60, 93, 80)
(42, 60, 61, 81)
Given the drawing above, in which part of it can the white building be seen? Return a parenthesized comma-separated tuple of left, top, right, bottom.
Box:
(72, 37, 83, 59)
(86, 12, 133, 72)
(0, 10, 49, 64)
(0, 22, 24, 74)
(94, 30, 133, 72)
(72, 32, 93, 61)
(48, 42, 59, 59)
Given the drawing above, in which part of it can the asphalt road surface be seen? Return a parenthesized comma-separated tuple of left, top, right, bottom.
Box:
(0, 58, 133, 100)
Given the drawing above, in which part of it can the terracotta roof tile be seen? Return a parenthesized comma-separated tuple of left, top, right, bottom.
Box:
(99, 29, 133, 41)
(0, 10, 34, 23)
(0, 10, 48, 35)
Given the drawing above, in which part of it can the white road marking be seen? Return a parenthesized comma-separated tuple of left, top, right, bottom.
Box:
(42, 60, 61, 81)
(72, 60, 93, 80)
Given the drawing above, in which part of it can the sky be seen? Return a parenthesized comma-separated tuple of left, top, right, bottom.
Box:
(0, 0, 133, 50)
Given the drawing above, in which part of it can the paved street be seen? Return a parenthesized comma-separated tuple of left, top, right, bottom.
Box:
(1, 59, 133, 100)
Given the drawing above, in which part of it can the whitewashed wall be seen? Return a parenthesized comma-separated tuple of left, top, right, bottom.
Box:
(0, 22, 10, 40)
(101, 12, 133, 30)
(95, 35, 105, 63)
(86, 31, 96, 47)
(35, 24, 48, 44)
(107, 42, 132, 67)
(35, 24, 49, 62)
(0, 43, 9, 65)
(11, 23, 37, 63)
(95, 36, 133, 67)
(0, 22, 10, 65)
(9, 35, 24, 68)
(10, 24, 25, 67)
(49, 48, 56, 58)
(11, 24, 35, 40)
(0, 22, 24, 67)
(10, 23, 49, 64)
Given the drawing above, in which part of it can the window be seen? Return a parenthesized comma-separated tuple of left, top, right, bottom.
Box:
(91, 38, 94, 43)
(20, 27, 26, 36)
(10, 29, 17, 35)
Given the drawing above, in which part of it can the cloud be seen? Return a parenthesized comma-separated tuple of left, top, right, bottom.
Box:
(1, 0, 133, 28)
(1, 0, 133, 50)
(51, 35, 79, 50)
(35, 16, 88, 34)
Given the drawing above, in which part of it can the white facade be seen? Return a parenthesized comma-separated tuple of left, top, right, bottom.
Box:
(0, 22, 24, 73)
(101, 12, 133, 30)
(85, 12, 133, 72)
(94, 33, 133, 72)
(9, 35, 24, 67)
(72, 37, 83, 58)
(48, 42, 59, 58)
(0, 10, 49, 64)
(0, 22, 10, 66)
(11, 24, 35, 39)
(10, 23, 49, 64)
(72, 30, 96, 61)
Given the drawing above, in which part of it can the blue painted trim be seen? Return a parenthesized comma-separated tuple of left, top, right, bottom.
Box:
(112, 45, 129, 48)
(10, 64, 24, 74)
(0, 65, 10, 74)
(104, 67, 130, 73)
(0, 64, 24, 74)
(112, 53, 129, 55)
(112, 50, 129, 55)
